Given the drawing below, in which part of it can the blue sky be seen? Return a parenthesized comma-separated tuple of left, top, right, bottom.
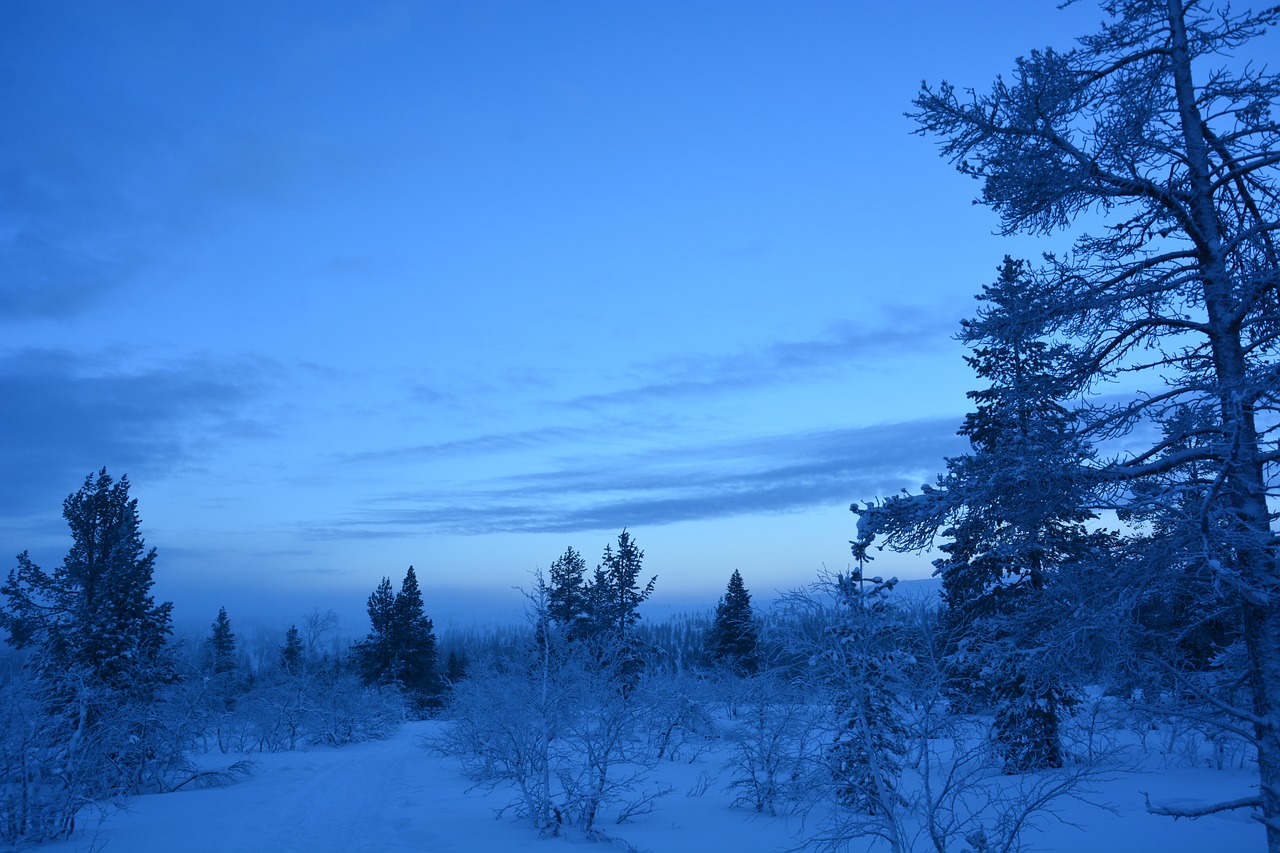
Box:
(3, 1, 1106, 625)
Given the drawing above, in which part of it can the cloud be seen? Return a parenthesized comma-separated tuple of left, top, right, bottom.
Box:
(306, 418, 966, 539)
(335, 424, 601, 465)
(563, 314, 962, 409)
(0, 232, 135, 320)
(0, 348, 272, 521)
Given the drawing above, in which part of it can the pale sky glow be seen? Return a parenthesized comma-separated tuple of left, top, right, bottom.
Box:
(3, 1, 1109, 625)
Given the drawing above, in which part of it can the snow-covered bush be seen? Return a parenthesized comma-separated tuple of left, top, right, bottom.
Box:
(440, 577, 671, 838)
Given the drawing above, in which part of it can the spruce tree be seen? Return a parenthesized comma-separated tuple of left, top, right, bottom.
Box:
(547, 546, 588, 635)
(908, 2, 1280, 837)
(0, 468, 174, 696)
(706, 569, 759, 674)
(855, 259, 1095, 771)
(206, 607, 237, 675)
(585, 530, 655, 641)
(826, 569, 907, 815)
(392, 565, 441, 714)
(353, 566, 440, 714)
(281, 624, 304, 674)
(353, 576, 396, 685)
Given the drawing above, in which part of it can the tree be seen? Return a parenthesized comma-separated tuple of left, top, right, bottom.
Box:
(206, 607, 237, 676)
(902, 1, 1280, 840)
(392, 565, 442, 714)
(353, 566, 440, 715)
(855, 259, 1097, 771)
(706, 570, 760, 674)
(585, 530, 655, 642)
(0, 470, 179, 841)
(281, 625, 304, 674)
(353, 576, 396, 685)
(548, 546, 589, 636)
(824, 571, 907, 819)
(1, 468, 174, 696)
(443, 571, 670, 838)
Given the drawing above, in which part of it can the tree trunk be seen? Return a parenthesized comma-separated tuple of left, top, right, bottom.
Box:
(1168, 1, 1280, 846)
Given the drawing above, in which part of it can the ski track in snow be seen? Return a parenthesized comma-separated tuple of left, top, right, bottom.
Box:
(43, 722, 555, 853)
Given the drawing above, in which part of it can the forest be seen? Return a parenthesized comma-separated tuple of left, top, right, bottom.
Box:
(3, 0, 1279, 850)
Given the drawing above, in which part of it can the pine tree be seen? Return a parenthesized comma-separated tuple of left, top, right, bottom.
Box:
(353, 566, 440, 714)
(353, 576, 396, 685)
(392, 565, 441, 714)
(0, 470, 177, 821)
(548, 546, 588, 635)
(585, 530, 655, 641)
(908, 2, 1280, 837)
(706, 569, 759, 674)
(855, 259, 1094, 771)
(0, 468, 174, 696)
(826, 569, 907, 816)
(206, 607, 237, 675)
(281, 625, 304, 674)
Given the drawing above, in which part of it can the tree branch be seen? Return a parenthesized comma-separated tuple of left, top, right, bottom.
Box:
(1143, 791, 1261, 819)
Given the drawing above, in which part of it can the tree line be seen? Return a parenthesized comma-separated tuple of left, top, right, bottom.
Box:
(0, 470, 434, 845)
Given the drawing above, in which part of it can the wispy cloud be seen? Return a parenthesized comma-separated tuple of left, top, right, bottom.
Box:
(0, 348, 273, 520)
(563, 314, 962, 410)
(0, 232, 135, 321)
(335, 425, 596, 465)
(306, 418, 965, 539)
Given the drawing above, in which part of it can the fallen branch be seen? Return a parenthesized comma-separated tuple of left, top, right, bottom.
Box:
(170, 759, 257, 792)
(1142, 791, 1261, 819)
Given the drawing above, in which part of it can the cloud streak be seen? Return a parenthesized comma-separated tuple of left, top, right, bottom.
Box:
(307, 418, 966, 539)
(562, 313, 963, 410)
(0, 348, 272, 521)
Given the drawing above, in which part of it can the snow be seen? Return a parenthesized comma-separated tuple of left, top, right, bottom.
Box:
(37, 721, 1264, 853)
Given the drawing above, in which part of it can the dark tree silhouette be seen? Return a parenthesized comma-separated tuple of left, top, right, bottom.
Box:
(206, 607, 237, 676)
(353, 566, 441, 715)
(706, 569, 759, 674)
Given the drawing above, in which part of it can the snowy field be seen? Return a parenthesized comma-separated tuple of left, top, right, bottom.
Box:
(38, 720, 1263, 853)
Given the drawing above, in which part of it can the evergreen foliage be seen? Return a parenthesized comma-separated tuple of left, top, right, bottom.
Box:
(281, 625, 304, 674)
(825, 570, 907, 815)
(206, 607, 237, 676)
(584, 530, 655, 642)
(859, 0, 1280, 835)
(706, 569, 759, 674)
(0, 468, 174, 696)
(0, 470, 186, 843)
(856, 259, 1091, 770)
(445, 649, 468, 684)
(353, 566, 441, 715)
(547, 546, 589, 636)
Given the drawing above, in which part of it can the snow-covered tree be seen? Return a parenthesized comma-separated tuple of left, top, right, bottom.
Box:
(1, 469, 174, 697)
(0, 470, 185, 842)
(855, 258, 1095, 771)
(824, 571, 908, 817)
(905, 0, 1279, 835)
(443, 572, 668, 838)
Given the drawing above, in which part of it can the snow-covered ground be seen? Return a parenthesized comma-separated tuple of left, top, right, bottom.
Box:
(37, 720, 1263, 853)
